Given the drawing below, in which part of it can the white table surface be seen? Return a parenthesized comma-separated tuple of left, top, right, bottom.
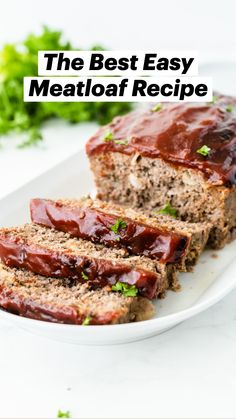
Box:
(1, 0, 236, 418)
(0, 120, 98, 200)
(0, 289, 236, 419)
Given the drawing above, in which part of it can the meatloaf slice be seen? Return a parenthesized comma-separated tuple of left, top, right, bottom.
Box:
(0, 264, 154, 324)
(86, 95, 236, 249)
(30, 197, 191, 269)
(0, 224, 177, 299)
(30, 197, 208, 271)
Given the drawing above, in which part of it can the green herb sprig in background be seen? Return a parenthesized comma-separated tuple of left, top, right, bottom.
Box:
(0, 26, 132, 147)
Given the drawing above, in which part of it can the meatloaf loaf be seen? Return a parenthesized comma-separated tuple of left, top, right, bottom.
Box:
(0, 224, 178, 299)
(0, 264, 154, 324)
(30, 197, 209, 271)
(86, 94, 236, 248)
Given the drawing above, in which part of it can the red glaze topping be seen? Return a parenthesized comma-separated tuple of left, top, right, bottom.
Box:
(0, 286, 124, 325)
(30, 199, 189, 264)
(0, 233, 161, 299)
(86, 95, 236, 185)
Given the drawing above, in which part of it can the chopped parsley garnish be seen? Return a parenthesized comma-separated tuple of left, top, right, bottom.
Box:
(103, 131, 114, 142)
(209, 95, 218, 105)
(226, 104, 233, 113)
(81, 271, 89, 281)
(196, 144, 211, 156)
(157, 202, 178, 218)
(151, 103, 162, 112)
(112, 282, 138, 297)
(57, 410, 71, 418)
(110, 218, 127, 236)
(114, 139, 129, 145)
(82, 316, 92, 326)
(103, 132, 128, 146)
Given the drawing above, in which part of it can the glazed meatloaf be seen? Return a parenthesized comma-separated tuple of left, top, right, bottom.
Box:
(30, 197, 209, 271)
(86, 94, 236, 249)
(0, 224, 178, 299)
(0, 264, 154, 324)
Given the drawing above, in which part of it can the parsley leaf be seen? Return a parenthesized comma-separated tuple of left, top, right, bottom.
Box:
(81, 271, 89, 281)
(114, 139, 129, 145)
(57, 410, 71, 418)
(151, 103, 162, 112)
(82, 316, 92, 326)
(196, 145, 211, 156)
(157, 202, 178, 218)
(103, 132, 128, 146)
(110, 218, 127, 235)
(226, 104, 233, 113)
(103, 131, 114, 142)
(209, 95, 218, 105)
(112, 282, 138, 297)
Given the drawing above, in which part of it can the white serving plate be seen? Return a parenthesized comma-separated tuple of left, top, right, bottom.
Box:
(0, 149, 236, 345)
